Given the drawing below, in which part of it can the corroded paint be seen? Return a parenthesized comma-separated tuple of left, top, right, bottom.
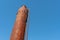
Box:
(10, 5, 28, 40)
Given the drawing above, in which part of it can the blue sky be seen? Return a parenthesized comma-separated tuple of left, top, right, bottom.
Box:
(0, 0, 60, 40)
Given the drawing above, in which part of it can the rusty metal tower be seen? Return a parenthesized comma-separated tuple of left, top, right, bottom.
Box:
(10, 5, 28, 40)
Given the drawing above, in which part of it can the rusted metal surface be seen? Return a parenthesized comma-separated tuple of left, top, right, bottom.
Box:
(10, 5, 28, 40)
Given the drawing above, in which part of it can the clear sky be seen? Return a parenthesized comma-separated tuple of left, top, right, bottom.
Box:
(0, 0, 60, 40)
